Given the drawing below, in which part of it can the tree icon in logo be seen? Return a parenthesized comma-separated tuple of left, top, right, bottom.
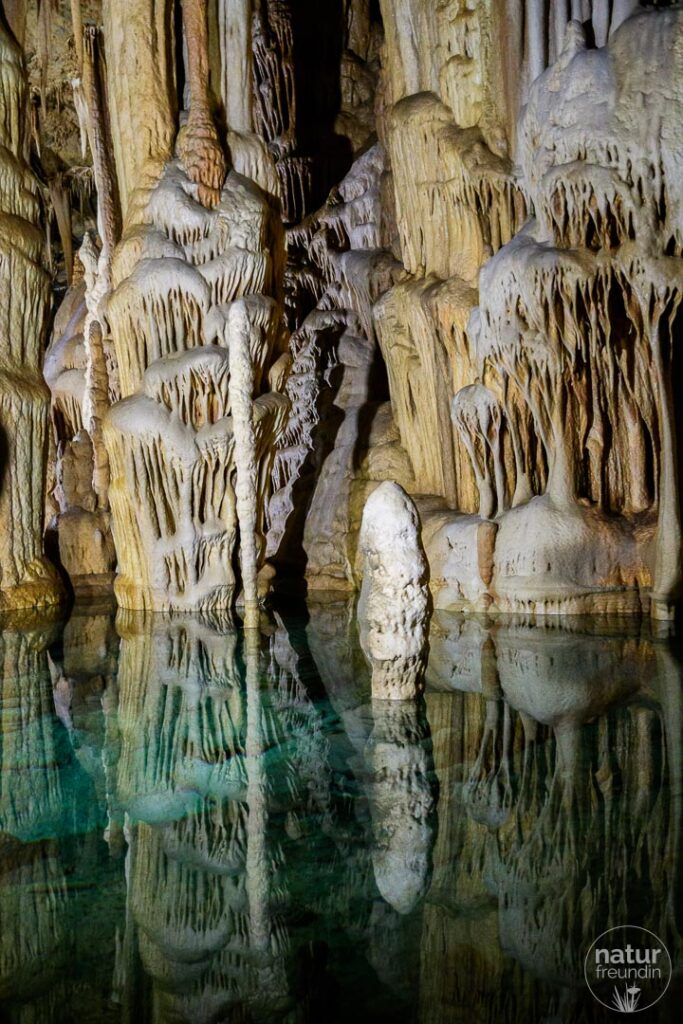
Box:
(612, 985, 641, 1013)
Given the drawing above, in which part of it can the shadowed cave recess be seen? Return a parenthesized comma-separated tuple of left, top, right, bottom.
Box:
(0, 1, 682, 1022)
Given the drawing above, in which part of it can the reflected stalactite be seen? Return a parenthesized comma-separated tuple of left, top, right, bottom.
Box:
(114, 612, 328, 1020)
(418, 611, 682, 1022)
(0, 609, 120, 1022)
(0, 600, 679, 1019)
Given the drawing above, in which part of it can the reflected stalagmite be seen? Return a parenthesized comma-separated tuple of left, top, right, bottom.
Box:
(365, 698, 436, 915)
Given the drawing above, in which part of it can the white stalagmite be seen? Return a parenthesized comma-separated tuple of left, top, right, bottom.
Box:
(358, 482, 429, 700)
(228, 300, 259, 627)
(80, 234, 112, 510)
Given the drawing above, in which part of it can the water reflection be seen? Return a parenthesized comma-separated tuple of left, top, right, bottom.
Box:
(0, 602, 680, 1022)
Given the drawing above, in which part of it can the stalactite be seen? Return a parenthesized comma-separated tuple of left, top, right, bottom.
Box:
(3, 0, 27, 47)
(47, 173, 73, 283)
(36, 0, 53, 98)
(525, 0, 546, 88)
(69, 0, 83, 72)
(102, 0, 177, 222)
(179, 0, 228, 208)
(82, 26, 120, 262)
(218, 0, 252, 132)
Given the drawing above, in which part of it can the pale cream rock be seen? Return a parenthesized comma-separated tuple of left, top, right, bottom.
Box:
(105, 345, 287, 613)
(375, 276, 480, 510)
(421, 512, 498, 613)
(268, 143, 412, 586)
(104, 112, 287, 611)
(103, 0, 177, 223)
(358, 482, 429, 700)
(0, 21, 62, 610)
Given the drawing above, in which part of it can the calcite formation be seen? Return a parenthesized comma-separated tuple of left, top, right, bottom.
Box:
(365, 1, 683, 621)
(358, 482, 429, 700)
(100, 17, 287, 610)
(0, 20, 61, 611)
(2, 0, 683, 620)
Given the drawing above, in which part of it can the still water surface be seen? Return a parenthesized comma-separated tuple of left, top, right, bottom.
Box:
(0, 600, 681, 1022)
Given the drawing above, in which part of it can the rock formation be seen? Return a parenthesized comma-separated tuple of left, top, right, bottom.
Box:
(0, 18, 62, 611)
(358, 481, 429, 700)
(7, 2, 683, 614)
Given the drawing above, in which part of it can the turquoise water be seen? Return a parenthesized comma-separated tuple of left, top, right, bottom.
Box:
(0, 601, 681, 1023)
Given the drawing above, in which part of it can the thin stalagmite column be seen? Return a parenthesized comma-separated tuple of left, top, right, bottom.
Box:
(79, 27, 121, 510)
(228, 301, 259, 628)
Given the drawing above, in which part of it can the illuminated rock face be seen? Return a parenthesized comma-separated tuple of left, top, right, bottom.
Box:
(8, 0, 683, 616)
(362, 2, 683, 620)
(0, 23, 62, 611)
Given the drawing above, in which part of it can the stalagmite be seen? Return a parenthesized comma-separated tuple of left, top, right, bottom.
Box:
(358, 483, 429, 700)
(228, 301, 260, 627)
(103, 0, 287, 611)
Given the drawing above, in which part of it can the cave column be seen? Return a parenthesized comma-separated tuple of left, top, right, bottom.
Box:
(0, 20, 62, 610)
